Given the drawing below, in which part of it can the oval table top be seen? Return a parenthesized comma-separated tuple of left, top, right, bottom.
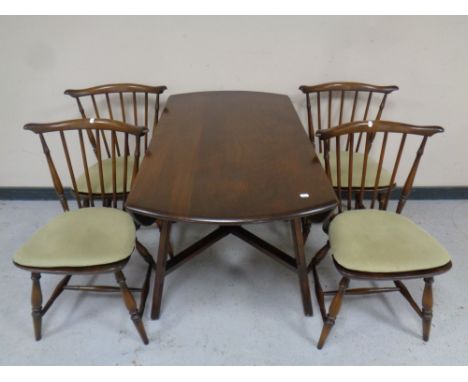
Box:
(126, 91, 337, 224)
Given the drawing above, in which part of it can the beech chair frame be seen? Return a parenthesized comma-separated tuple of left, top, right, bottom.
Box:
(307, 120, 452, 349)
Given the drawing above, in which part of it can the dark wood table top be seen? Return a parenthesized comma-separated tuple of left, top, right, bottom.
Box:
(126, 91, 337, 224)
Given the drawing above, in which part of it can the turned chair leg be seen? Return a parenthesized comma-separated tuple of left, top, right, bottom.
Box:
(317, 277, 349, 349)
(422, 277, 434, 341)
(114, 270, 149, 345)
(31, 273, 42, 341)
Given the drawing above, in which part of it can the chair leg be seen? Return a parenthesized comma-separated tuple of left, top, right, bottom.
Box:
(31, 273, 42, 341)
(82, 197, 90, 208)
(317, 277, 349, 349)
(135, 238, 156, 269)
(114, 270, 149, 345)
(378, 192, 386, 210)
(422, 277, 434, 341)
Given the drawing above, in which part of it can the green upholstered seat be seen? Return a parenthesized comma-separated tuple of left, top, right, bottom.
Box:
(317, 151, 392, 188)
(76, 156, 135, 194)
(329, 209, 451, 273)
(14, 207, 136, 268)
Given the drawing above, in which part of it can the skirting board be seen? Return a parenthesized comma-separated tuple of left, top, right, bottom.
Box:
(0, 186, 467, 200)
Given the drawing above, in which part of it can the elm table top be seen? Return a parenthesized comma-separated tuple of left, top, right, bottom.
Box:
(126, 91, 337, 224)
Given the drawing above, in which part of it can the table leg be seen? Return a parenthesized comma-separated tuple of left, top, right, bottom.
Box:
(151, 220, 172, 320)
(291, 218, 313, 316)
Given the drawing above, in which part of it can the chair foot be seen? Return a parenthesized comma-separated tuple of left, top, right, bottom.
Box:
(115, 270, 149, 345)
(31, 273, 43, 341)
(317, 317, 335, 350)
(422, 277, 434, 342)
(317, 277, 349, 349)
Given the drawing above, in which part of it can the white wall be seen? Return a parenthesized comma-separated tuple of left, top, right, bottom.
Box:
(0, 16, 467, 186)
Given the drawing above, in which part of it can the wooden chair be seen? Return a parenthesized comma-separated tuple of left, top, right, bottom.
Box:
(299, 82, 399, 239)
(65, 83, 167, 148)
(308, 120, 452, 349)
(64, 83, 167, 203)
(65, 83, 174, 256)
(299, 82, 399, 147)
(13, 119, 152, 344)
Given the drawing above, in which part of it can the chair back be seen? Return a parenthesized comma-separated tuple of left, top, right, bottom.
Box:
(65, 83, 167, 150)
(24, 119, 146, 211)
(299, 82, 398, 152)
(316, 120, 443, 213)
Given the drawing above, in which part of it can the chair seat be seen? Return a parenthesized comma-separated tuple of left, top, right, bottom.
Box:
(317, 151, 392, 188)
(14, 208, 136, 268)
(76, 156, 135, 194)
(329, 209, 451, 273)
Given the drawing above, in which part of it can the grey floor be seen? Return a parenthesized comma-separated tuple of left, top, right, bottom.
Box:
(0, 200, 467, 365)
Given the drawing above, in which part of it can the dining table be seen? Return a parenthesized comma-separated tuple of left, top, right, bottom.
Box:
(125, 91, 337, 320)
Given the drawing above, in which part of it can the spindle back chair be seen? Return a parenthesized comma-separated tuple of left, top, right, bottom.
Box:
(65, 84, 174, 255)
(320, 120, 438, 213)
(298, 83, 400, 240)
(309, 120, 452, 348)
(14, 119, 153, 344)
(299, 82, 399, 152)
(65, 83, 167, 151)
(30, 119, 145, 209)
